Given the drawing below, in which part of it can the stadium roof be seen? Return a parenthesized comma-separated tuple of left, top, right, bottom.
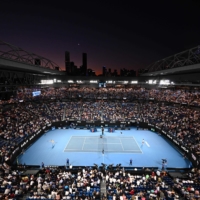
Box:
(141, 45, 200, 76)
(0, 40, 65, 75)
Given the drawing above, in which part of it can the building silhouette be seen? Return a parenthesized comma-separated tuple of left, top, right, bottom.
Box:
(82, 53, 87, 75)
(120, 68, 136, 77)
(102, 66, 107, 76)
(65, 51, 70, 74)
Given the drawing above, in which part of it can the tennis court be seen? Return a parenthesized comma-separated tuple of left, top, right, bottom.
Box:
(64, 136, 142, 153)
(18, 128, 191, 168)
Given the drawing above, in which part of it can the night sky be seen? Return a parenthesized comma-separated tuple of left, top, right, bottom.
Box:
(1, 0, 200, 75)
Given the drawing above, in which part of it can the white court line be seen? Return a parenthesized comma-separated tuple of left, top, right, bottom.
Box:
(63, 135, 72, 152)
(145, 141, 150, 147)
(82, 137, 86, 150)
(119, 138, 125, 151)
(84, 142, 122, 144)
(65, 149, 142, 152)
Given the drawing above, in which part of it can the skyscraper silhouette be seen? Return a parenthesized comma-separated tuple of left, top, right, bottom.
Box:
(65, 51, 70, 74)
(103, 66, 107, 76)
(82, 53, 87, 75)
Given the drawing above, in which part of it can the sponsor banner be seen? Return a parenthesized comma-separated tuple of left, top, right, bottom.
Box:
(21, 139, 29, 148)
(166, 134, 173, 140)
(29, 134, 36, 141)
(192, 153, 196, 161)
(173, 139, 179, 146)
(181, 146, 189, 153)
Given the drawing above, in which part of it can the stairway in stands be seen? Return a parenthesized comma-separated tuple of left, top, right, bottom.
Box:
(100, 178, 107, 198)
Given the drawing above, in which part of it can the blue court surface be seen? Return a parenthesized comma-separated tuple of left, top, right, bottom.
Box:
(17, 127, 191, 169)
(64, 136, 142, 153)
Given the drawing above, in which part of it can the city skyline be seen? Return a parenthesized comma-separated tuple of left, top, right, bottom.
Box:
(1, 1, 200, 75)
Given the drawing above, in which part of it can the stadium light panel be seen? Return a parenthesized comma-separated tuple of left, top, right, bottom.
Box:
(41, 80, 53, 84)
(90, 80, 98, 83)
(148, 80, 157, 84)
(160, 80, 170, 85)
(131, 81, 138, 84)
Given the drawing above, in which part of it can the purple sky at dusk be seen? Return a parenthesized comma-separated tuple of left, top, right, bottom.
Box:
(1, 0, 200, 75)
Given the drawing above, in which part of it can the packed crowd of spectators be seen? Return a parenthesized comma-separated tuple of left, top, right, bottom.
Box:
(0, 164, 199, 200)
(0, 101, 65, 167)
(0, 166, 25, 200)
(1, 87, 200, 106)
(24, 166, 180, 200)
(105, 167, 178, 200)
(0, 86, 200, 199)
(173, 167, 200, 200)
(25, 166, 102, 200)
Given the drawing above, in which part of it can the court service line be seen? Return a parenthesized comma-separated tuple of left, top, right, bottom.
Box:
(84, 142, 123, 144)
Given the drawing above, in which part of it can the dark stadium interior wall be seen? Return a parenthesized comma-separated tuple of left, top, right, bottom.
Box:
(0, 91, 15, 100)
